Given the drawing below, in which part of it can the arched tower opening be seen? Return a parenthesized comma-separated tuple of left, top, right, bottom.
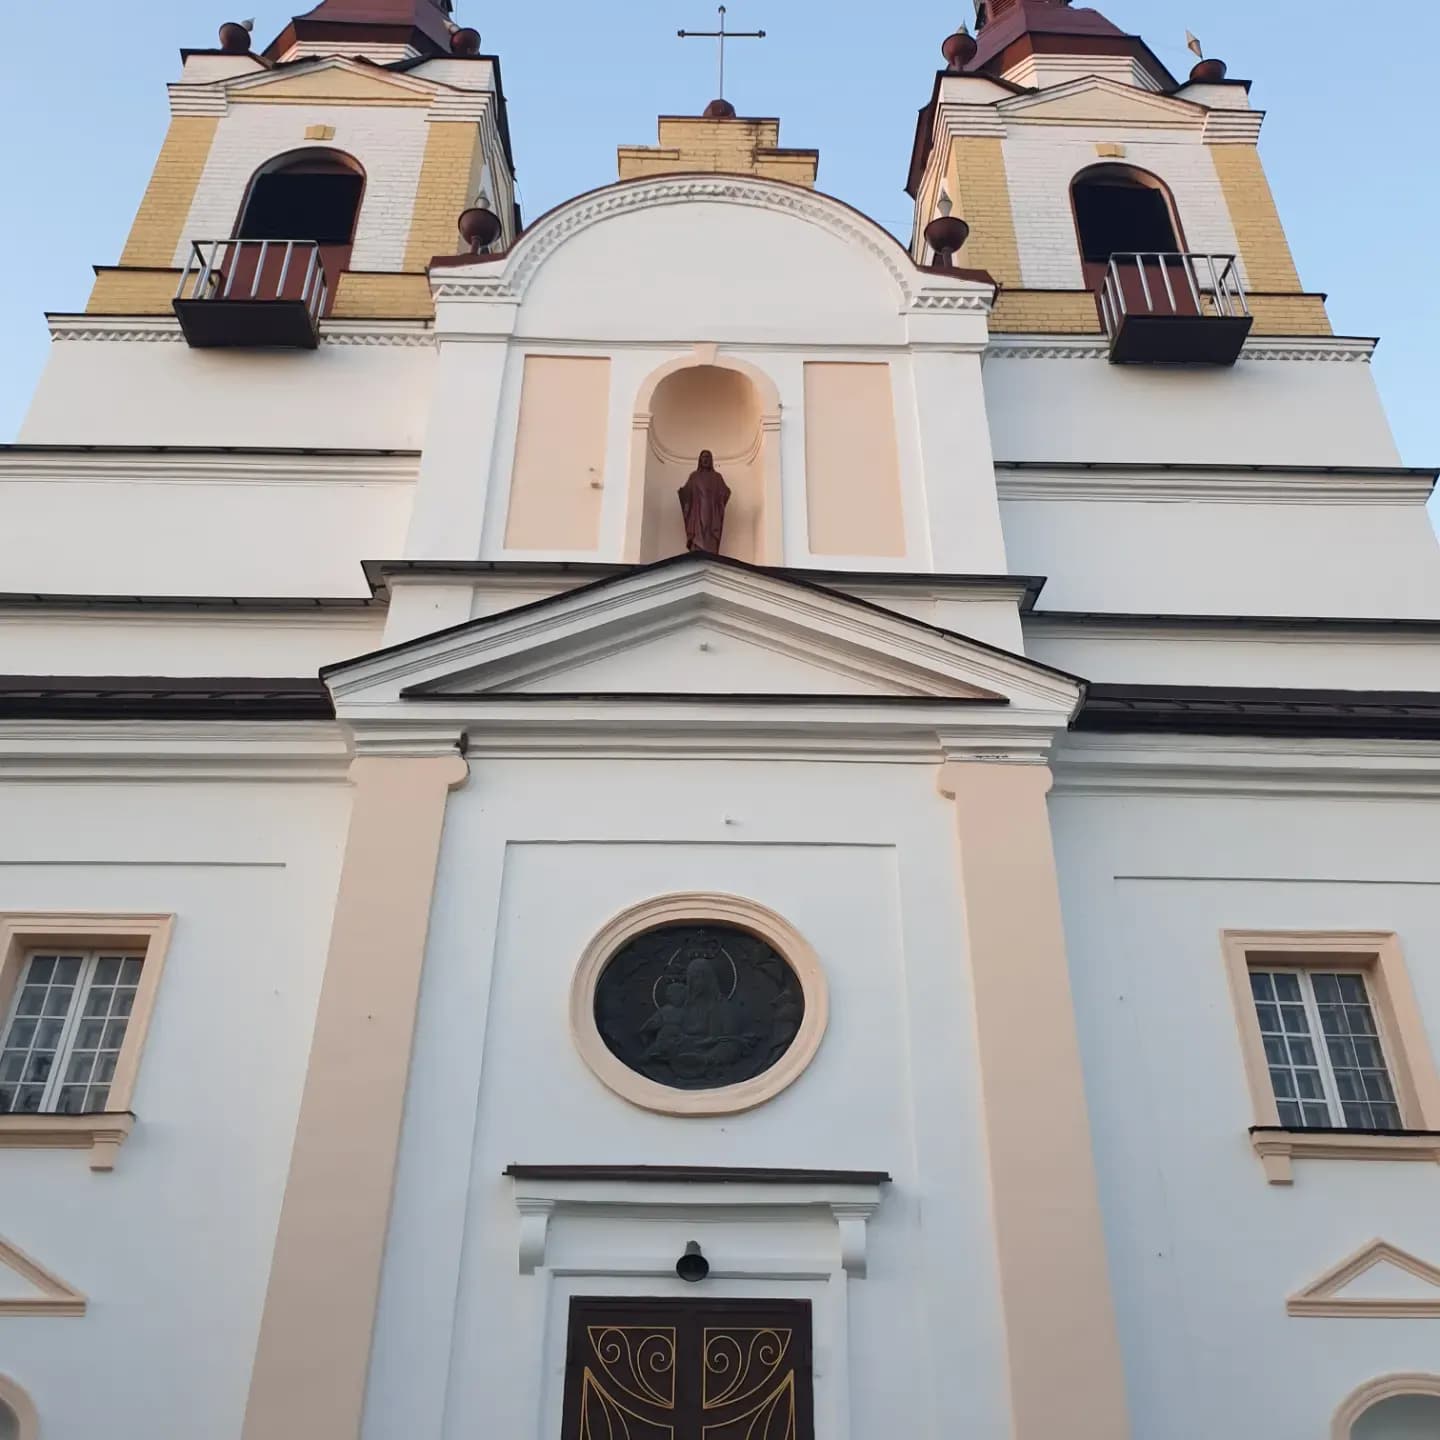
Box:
(639, 365, 770, 565)
(232, 148, 367, 315)
(1071, 163, 1184, 290)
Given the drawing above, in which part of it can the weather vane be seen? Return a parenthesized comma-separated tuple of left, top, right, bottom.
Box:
(678, 5, 766, 103)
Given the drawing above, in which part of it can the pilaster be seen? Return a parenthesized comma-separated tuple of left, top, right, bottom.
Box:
(938, 758, 1130, 1440)
(242, 749, 468, 1440)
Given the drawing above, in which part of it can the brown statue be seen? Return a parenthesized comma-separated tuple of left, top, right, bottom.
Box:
(677, 450, 731, 554)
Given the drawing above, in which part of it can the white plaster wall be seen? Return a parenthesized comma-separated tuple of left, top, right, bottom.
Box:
(1001, 498, 1440, 616)
(21, 340, 435, 450)
(983, 356, 1402, 467)
(1024, 629, 1440, 689)
(1050, 783, 1440, 1440)
(367, 759, 1012, 1440)
(514, 202, 911, 348)
(0, 776, 349, 1440)
(0, 614, 384, 676)
(0, 474, 411, 597)
(177, 103, 430, 271)
(1001, 129, 1245, 289)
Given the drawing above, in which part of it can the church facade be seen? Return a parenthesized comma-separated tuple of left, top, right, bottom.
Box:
(2, 1, 1439, 1437)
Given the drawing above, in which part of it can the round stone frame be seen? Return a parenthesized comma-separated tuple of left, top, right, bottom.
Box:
(570, 893, 829, 1116)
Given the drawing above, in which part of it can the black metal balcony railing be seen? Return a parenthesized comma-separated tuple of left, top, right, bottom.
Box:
(1099, 252, 1253, 365)
(173, 239, 328, 350)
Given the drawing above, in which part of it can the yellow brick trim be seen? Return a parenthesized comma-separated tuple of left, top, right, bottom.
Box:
(1211, 144, 1303, 293)
(1247, 293, 1331, 337)
(619, 118, 817, 186)
(118, 117, 220, 269)
(86, 268, 182, 316)
(403, 122, 481, 271)
(330, 271, 434, 319)
(990, 290, 1100, 334)
(945, 138, 1023, 288)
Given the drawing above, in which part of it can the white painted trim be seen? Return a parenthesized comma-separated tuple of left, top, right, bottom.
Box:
(429, 175, 992, 313)
(46, 316, 435, 348)
(0, 449, 419, 488)
(0, 721, 351, 783)
(996, 466, 1433, 506)
(984, 334, 1377, 363)
(1052, 732, 1440, 800)
(509, 1175, 885, 1277)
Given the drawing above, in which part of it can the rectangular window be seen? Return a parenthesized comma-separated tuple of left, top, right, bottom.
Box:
(0, 950, 145, 1116)
(1249, 968, 1402, 1131)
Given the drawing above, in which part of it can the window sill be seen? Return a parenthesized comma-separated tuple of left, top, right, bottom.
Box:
(0, 1112, 134, 1171)
(1250, 1126, 1440, 1184)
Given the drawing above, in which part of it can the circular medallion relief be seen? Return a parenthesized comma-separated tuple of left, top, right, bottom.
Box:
(594, 923, 804, 1091)
(571, 895, 829, 1116)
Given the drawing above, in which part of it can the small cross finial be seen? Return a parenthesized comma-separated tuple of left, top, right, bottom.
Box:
(679, 4, 766, 104)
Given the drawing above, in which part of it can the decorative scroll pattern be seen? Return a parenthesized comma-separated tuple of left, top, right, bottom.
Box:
(563, 1301, 812, 1440)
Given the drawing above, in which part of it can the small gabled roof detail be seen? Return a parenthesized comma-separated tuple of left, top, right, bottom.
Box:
(0, 1236, 87, 1317)
(1288, 1239, 1440, 1318)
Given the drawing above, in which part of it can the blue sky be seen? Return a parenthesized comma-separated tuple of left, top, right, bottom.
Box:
(0, 0, 1435, 467)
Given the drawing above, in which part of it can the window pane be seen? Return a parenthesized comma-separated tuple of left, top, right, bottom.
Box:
(1371, 1103, 1402, 1129)
(1314, 975, 1400, 1131)
(1342, 1102, 1368, 1129)
(93, 956, 121, 985)
(27, 955, 55, 984)
(1263, 1037, 1287, 1065)
(1345, 1006, 1377, 1036)
(1311, 973, 1340, 1003)
(1273, 973, 1303, 1002)
(1281, 1006, 1309, 1034)
(16, 988, 43, 1017)
(1302, 1102, 1331, 1127)
(16, 1086, 44, 1113)
(1295, 1070, 1325, 1101)
(1250, 972, 1274, 1001)
(53, 957, 82, 984)
(1255, 1004, 1279, 1033)
(1277, 1100, 1302, 1128)
(1287, 1037, 1316, 1067)
(1363, 1072, 1395, 1104)
(85, 1084, 110, 1111)
(120, 958, 143, 985)
(56, 1086, 87, 1115)
(1337, 975, 1367, 1003)
(42, 987, 73, 1017)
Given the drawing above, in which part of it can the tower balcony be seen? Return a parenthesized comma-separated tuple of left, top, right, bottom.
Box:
(172, 239, 329, 350)
(1099, 252, 1253, 366)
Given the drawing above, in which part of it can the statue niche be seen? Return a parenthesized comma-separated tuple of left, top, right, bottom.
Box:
(637, 364, 769, 564)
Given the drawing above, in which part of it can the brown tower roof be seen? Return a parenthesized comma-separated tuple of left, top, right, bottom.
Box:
(264, 0, 457, 61)
(968, 0, 1175, 89)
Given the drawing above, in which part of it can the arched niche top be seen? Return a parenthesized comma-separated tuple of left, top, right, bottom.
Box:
(474, 173, 925, 306)
(1071, 162, 1187, 262)
(634, 350, 781, 423)
(235, 147, 368, 246)
(0, 1375, 39, 1440)
(1333, 1374, 1440, 1440)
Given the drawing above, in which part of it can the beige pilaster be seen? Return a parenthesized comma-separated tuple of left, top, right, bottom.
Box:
(1209, 143, 1303, 292)
(944, 137, 1023, 286)
(403, 121, 483, 271)
(117, 116, 220, 268)
(939, 760, 1130, 1440)
(242, 752, 468, 1440)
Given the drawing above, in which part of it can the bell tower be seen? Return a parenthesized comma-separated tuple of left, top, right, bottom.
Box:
(907, 3, 1328, 356)
(86, 0, 517, 332)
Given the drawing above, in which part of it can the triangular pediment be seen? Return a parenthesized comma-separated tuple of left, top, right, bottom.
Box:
(327, 555, 1080, 716)
(226, 56, 437, 105)
(0, 1236, 86, 1317)
(1288, 1240, 1440, 1317)
(1000, 76, 1203, 128)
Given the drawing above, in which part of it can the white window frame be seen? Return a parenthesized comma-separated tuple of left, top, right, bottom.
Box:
(0, 948, 147, 1117)
(1249, 967, 1400, 1132)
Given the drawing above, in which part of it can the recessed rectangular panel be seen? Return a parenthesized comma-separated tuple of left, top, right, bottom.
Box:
(504, 355, 610, 551)
(803, 363, 905, 557)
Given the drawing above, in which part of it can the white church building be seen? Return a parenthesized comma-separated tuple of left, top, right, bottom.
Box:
(2, 0, 1439, 1436)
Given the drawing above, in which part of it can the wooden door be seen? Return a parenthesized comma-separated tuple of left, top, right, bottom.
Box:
(560, 1297, 814, 1440)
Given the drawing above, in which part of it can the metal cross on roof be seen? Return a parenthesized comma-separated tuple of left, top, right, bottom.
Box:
(678, 5, 766, 103)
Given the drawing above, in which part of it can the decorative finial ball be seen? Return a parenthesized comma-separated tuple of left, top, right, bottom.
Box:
(703, 98, 738, 119)
(1189, 57, 1228, 83)
(458, 200, 502, 253)
(219, 20, 253, 54)
(941, 28, 978, 70)
(925, 215, 972, 264)
(450, 26, 482, 55)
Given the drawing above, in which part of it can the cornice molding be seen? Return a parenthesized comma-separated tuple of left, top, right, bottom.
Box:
(431, 174, 992, 314)
(46, 316, 435, 348)
(996, 465, 1433, 505)
(0, 721, 351, 783)
(1052, 731, 1440, 799)
(985, 334, 1377, 363)
(0, 448, 419, 488)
